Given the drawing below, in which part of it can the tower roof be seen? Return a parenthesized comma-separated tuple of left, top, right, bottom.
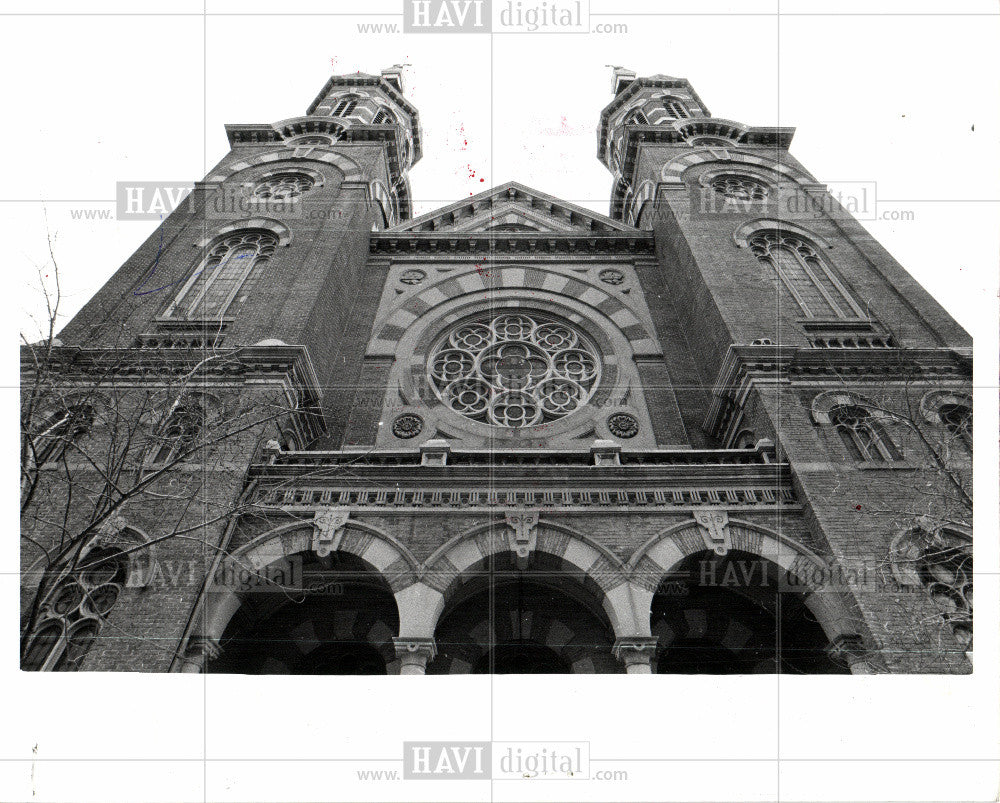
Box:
(306, 69, 422, 164)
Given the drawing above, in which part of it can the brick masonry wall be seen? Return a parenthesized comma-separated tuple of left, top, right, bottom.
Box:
(20, 377, 298, 672)
(749, 379, 971, 673)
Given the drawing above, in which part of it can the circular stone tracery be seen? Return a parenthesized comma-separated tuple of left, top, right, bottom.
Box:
(428, 312, 601, 428)
(251, 172, 315, 201)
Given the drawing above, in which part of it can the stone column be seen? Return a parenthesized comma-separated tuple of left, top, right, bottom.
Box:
(612, 636, 658, 674)
(393, 637, 437, 675)
(179, 636, 222, 673)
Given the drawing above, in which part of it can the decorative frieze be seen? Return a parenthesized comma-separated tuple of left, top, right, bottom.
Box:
(254, 484, 796, 510)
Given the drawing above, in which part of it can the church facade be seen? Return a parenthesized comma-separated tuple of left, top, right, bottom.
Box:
(19, 67, 973, 675)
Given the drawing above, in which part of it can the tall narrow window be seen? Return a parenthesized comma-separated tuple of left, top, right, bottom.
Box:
(372, 107, 397, 125)
(32, 404, 93, 466)
(664, 99, 689, 119)
(624, 109, 648, 125)
(170, 231, 276, 320)
(749, 232, 865, 319)
(149, 401, 203, 466)
(331, 96, 358, 117)
(830, 405, 901, 462)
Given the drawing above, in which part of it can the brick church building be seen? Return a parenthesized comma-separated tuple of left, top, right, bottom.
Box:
(20, 66, 973, 675)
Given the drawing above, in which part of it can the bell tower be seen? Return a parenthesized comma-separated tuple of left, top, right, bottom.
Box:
(597, 68, 973, 673)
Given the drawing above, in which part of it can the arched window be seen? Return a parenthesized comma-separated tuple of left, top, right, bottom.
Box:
(711, 175, 768, 203)
(293, 135, 333, 146)
(372, 107, 397, 125)
(690, 136, 735, 147)
(331, 95, 359, 117)
(280, 428, 299, 451)
(31, 403, 94, 466)
(829, 404, 901, 462)
(251, 173, 314, 201)
(939, 403, 972, 447)
(624, 109, 648, 125)
(891, 524, 972, 652)
(749, 232, 864, 319)
(149, 400, 203, 466)
(22, 545, 129, 671)
(170, 231, 277, 320)
(664, 98, 690, 119)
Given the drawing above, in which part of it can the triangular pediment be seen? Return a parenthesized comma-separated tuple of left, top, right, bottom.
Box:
(388, 181, 638, 234)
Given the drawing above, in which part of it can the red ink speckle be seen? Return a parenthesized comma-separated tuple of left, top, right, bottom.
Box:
(855, 505, 862, 510)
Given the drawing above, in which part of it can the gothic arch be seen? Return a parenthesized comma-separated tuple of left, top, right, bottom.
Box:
(205, 149, 364, 185)
(422, 518, 642, 638)
(628, 518, 859, 643)
(370, 179, 393, 226)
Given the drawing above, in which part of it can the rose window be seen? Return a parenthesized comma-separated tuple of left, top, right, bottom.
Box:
(428, 312, 601, 428)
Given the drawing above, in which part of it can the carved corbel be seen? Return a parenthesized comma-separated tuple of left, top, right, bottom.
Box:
(312, 509, 350, 557)
(504, 510, 540, 569)
(693, 509, 732, 556)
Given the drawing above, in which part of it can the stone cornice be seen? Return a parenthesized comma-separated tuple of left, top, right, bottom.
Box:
(21, 343, 327, 418)
(609, 125, 794, 220)
(704, 344, 973, 439)
(245, 443, 797, 510)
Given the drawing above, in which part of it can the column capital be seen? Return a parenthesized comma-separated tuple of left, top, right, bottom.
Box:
(393, 636, 437, 674)
(613, 636, 658, 673)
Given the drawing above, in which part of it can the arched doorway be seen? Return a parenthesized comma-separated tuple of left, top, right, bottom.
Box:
(651, 551, 848, 674)
(207, 551, 399, 675)
(428, 552, 619, 674)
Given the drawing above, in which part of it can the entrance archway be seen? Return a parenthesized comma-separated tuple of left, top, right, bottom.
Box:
(428, 552, 619, 674)
(651, 551, 848, 674)
(206, 551, 399, 675)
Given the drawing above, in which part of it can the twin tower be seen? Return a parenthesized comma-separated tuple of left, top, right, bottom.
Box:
(24, 66, 972, 675)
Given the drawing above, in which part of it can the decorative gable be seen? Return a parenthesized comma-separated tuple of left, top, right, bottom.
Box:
(388, 181, 638, 234)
